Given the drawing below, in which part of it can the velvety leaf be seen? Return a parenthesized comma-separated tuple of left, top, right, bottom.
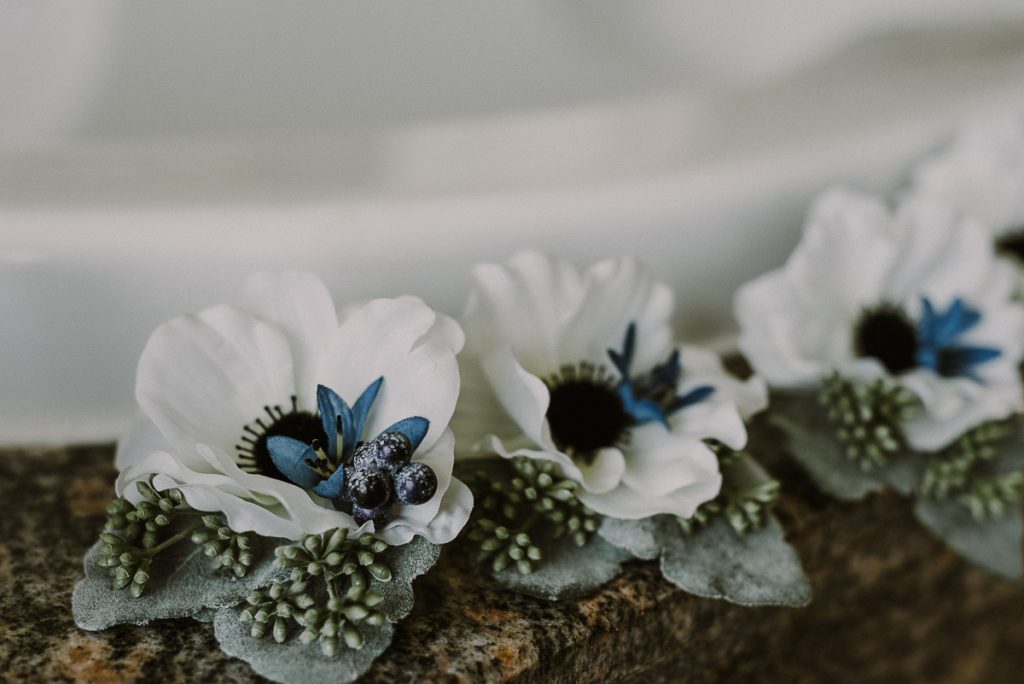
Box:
(771, 389, 887, 501)
(210, 538, 439, 684)
(913, 498, 1023, 580)
(492, 535, 634, 601)
(602, 515, 811, 607)
(73, 533, 283, 631)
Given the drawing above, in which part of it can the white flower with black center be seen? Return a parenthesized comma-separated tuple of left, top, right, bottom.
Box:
(735, 187, 1024, 452)
(114, 271, 472, 545)
(452, 251, 766, 520)
(910, 114, 1024, 264)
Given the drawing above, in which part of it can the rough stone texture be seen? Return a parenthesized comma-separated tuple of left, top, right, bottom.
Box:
(2, 440, 1024, 683)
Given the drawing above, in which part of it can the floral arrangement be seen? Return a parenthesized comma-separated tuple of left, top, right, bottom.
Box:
(74, 272, 471, 683)
(71, 114, 1024, 682)
(736, 184, 1024, 579)
(451, 252, 809, 604)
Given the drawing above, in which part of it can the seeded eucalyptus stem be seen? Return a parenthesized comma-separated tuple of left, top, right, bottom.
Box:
(464, 457, 600, 574)
(680, 440, 779, 536)
(97, 476, 257, 596)
(243, 528, 391, 656)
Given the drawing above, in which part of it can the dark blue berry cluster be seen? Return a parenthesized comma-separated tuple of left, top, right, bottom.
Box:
(346, 431, 438, 524)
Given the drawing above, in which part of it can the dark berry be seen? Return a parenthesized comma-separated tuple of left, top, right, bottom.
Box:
(352, 504, 391, 526)
(394, 462, 437, 505)
(352, 442, 376, 470)
(346, 466, 392, 509)
(372, 432, 414, 472)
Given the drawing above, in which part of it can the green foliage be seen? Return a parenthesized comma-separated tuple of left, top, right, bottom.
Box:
(818, 372, 920, 471)
(921, 420, 1023, 520)
(464, 458, 599, 574)
(98, 477, 255, 596)
(242, 528, 390, 656)
(190, 514, 257, 578)
(680, 441, 779, 536)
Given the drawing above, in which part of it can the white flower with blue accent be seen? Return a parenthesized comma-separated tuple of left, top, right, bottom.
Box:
(735, 187, 1024, 451)
(910, 113, 1024, 262)
(114, 271, 472, 545)
(452, 251, 766, 520)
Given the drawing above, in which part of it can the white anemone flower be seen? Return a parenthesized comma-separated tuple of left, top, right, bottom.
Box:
(114, 271, 472, 546)
(452, 251, 767, 520)
(910, 114, 1024, 254)
(735, 187, 1024, 452)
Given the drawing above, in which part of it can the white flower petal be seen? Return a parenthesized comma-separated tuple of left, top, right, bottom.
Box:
(239, 271, 338, 408)
(677, 344, 768, 420)
(135, 304, 296, 459)
(575, 447, 627, 494)
(462, 250, 584, 376)
(451, 355, 524, 460)
(670, 400, 748, 452)
(559, 256, 674, 371)
(580, 471, 722, 520)
(900, 371, 1023, 452)
(115, 412, 177, 471)
(381, 477, 474, 546)
(478, 346, 552, 449)
(884, 201, 992, 305)
(320, 298, 462, 452)
(621, 423, 721, 497)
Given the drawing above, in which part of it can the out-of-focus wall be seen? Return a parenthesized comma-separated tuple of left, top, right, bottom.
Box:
(3, 1, 1024, 443)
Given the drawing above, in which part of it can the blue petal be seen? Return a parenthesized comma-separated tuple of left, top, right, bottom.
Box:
(349, 377, 383, 454)
(317, 384, 353, 460)
(313, 466, 346, 500)
(669, 384, 716, 413)
(267, 435, 322, 488)
(618, 383, 669, 428)
(607, 322, 637, 377)
(381, 416, 430, 450)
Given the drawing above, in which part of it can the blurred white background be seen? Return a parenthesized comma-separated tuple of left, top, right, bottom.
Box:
(4, 0, 1024, 443)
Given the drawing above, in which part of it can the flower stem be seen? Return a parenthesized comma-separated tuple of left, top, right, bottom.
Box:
(146, 522, 203, 557)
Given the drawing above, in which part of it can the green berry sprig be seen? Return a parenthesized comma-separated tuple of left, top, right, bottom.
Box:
(190, 514, 257, 578)
(922, 420, 1023, 520)
(680, 440, 779, 536)
(818, 372, 921, 471)
(242, 528, 391, 656)
(97, 477, 254, 596)
(464, 457, 599, 574)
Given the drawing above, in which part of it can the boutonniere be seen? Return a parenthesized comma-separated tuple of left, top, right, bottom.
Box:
(909, 114, 1024, 274)
(73, 271, 473, 683)
(452, 252, 809, 605)
(736, 188, 1024, 578)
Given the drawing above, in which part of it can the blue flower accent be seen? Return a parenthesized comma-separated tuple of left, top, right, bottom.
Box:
(915, 297, 1001, 380)
(607, 323, 715, 429)
(266, 379, 430, 503)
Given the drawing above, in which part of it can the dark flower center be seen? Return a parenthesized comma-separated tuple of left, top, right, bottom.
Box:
(854, 304, 919, 374)
(546, 377, 629, 463)
(996, 227, 1024, 262)
(236, 397, 327, 481)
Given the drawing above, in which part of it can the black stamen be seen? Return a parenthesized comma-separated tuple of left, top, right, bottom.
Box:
(236, 402, 327, 480)
(545, 369, 629, 464)
(996, 227, 1024, 262)
(854, 304, 918, 374)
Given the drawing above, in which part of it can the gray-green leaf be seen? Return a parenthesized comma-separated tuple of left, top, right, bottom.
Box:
(492, 535, 634, 601)
(73, 535, 283, 631)
(600, 515, 811, 607)
(913, 497, 1023, 580)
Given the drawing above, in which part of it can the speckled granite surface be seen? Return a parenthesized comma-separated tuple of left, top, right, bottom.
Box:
(2, 438, 1024, 683)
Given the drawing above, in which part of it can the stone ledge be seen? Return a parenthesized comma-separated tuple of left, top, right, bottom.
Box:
(2, 442, 1023, 683)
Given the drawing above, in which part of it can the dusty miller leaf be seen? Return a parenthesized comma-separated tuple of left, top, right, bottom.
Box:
(913, 497, 1023, 580)
(210, 538, 439, 684)
(491, 534, 634, 601)
(771, 389, 914, 500)
(73, 533, 283, 631)
(600, 515, 811, 607)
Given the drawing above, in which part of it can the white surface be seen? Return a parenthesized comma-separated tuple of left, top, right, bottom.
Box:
(3, 4, 1024, 444)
